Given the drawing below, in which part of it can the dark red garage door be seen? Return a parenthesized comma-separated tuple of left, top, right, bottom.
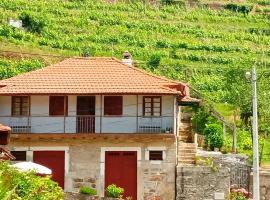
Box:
(105, 151, 137, 200)
(33, 151, 65, 189)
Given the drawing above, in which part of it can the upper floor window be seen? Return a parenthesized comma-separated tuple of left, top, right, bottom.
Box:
(49, 96, 68, 116)
(104, 96, 123, 115)
(143, 96, 161, 116)
(12, 96, 29, 116)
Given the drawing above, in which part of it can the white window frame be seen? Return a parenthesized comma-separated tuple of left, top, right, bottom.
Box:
(145, 146, 166, 164)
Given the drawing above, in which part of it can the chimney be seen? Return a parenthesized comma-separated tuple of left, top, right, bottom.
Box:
(122, 51, 132, 66)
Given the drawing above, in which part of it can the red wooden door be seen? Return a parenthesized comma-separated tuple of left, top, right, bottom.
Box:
(105, 151, 137, 200)
(33, 151, 65, 189)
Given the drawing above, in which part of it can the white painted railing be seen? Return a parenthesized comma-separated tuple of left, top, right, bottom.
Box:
(0, 115, 174, 134)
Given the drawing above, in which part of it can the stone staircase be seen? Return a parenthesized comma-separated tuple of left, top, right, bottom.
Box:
(177, 113, 196, 166)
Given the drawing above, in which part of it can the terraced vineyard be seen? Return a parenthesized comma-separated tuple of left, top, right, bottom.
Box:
(0, 1, 270, 141)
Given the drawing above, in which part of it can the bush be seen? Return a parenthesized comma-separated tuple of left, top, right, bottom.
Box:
(106, 184, 124, 198)
(237, 129, 252, 151)
(19, 12, 46, 33)
(204, 124, 224, 150)
(224, 4, 252, 15)
(0, 162, 64, 199)
(79, 186, 97, 196)
(147, 54, 161, 71)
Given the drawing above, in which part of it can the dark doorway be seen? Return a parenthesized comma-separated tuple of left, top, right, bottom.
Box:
(76, 96, 95, 133)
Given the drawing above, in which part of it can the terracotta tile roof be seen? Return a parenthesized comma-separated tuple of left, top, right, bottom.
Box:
(0, 147, 15, 160)
(0, 124, 11, 132)
(0, 57, 187, 95)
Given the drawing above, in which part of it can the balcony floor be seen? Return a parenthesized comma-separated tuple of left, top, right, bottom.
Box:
(10, 133, 175, 142)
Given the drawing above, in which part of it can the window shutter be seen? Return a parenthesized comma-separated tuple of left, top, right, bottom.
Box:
(104, 96, 123, 115)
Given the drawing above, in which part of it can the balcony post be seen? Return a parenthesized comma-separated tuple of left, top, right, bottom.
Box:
(64, 95, 67, 133)
(28, 95, 31, 133)
(100, 95, 102, 134)
(136, 95, 138, 133)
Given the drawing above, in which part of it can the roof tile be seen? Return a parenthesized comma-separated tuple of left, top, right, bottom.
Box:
(0, 57, 186, 95)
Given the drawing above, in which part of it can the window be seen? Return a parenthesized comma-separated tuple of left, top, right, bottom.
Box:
(149, 150, 163, 160)
(12, 96, 29, 116)
(49, 96, 68, 116)
(104, 96, 123, 115)
(143, 96, 161, 116)
(10, 151, 27, 161)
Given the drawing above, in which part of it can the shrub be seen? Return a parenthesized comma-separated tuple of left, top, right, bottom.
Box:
(19, 12, 46, 33)
(224, 4, 252, 15)
(237, 129, 252, 151)
(0, 162, 64, 199)
(192, 108, 210, 134)
(106, 184, 124, 198)
(147, 54, 161, 71)
(79, 186, 97, 196)
(204, 124, 224, 150)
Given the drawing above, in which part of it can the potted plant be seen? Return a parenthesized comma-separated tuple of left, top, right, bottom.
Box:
(165, 127, 172, 133)
(79, 186, 98, 200)
(105, 184, 124, 199)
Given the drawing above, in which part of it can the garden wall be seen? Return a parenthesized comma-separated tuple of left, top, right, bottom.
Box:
(249, 169, 270, 200)
(197, 150, 250, 189)
(176, 166, 230, 200)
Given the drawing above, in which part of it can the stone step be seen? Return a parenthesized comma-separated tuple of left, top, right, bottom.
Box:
(179, 122, 192, 128)
(179, 131, 191, 136)
(178, 149, 196, 154)
(178, 135, 191, 142)
(178, 142, 196, 147)
(178, 159, 195, 165)
(178, 155, 196, 160)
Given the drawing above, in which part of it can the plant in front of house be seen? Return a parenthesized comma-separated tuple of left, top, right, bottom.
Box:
(106, 184, 124, 199)
(79, 186, 97, 196)
(204, 123, 224, 151)
(0, 161, 64, 200)
(230, 185, 252, 200)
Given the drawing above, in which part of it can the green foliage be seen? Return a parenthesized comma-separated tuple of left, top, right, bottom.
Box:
(237, 129, 252, 151)
(106, 184, 124, 198)
(147, 54, 161, 71)
(19, 12, 46, 34)
(192, 108, 210, 134)
(204, 123, 224, 150)
(221, 135, 233, 154)
(79, 186, 97, 196)
(0, 58, 45, 79)
(0, 162, 64, 200)
(224, 4, 253, 15)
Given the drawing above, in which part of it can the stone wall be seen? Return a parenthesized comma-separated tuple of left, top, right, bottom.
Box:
(249, 170, 270, 200)
(176, 166, 230, 200)
(197, 150, 250, 189)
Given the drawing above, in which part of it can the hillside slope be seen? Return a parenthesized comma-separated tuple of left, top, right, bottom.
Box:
(0, 0, 269, 115)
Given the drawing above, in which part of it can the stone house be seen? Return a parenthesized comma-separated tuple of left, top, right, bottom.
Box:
(0, 56, 197, 200)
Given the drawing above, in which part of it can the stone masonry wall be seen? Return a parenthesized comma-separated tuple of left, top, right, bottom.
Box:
(249, 170, 270, 200)
(197, 151, 250, 189)
(176, 166, 230, 200)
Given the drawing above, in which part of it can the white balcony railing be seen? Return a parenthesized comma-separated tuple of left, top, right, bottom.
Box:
(0, 115, 174, 134)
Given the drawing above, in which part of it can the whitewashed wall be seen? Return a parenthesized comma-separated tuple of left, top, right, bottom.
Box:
(0, 95, 176, 134)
